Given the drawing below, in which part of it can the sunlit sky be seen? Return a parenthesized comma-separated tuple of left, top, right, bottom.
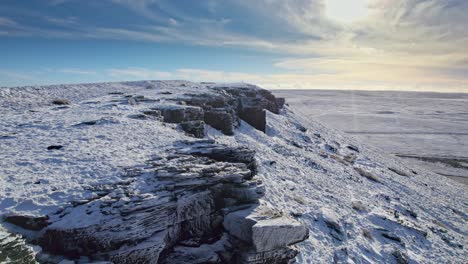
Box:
(0, 0, 467, 92)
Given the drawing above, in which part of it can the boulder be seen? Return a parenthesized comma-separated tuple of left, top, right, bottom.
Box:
(223, 206, 309, 263)
(252, 217, 309, 251)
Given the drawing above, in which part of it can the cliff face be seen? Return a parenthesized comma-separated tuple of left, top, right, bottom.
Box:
(0, 81, 466, 264)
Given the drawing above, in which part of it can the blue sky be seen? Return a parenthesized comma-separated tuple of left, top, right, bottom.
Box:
(0, 0, 467, 91)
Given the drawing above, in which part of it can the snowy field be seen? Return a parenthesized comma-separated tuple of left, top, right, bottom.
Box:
(273, 90, 468, 185)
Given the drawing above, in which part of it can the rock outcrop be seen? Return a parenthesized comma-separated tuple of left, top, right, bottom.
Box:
(3, 85, 305, 264)
(180, 85, 285, 134)
(36, 140, 307, 263)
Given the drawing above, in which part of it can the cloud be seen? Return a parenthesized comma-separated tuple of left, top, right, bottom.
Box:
(104, 67, 468, 92)
(107, 67, 172, 79)
(59, 69, 97, 75)
(0, 69, 33, 80)
(0, 0, 467, 91)
(0, 17, 17, 27)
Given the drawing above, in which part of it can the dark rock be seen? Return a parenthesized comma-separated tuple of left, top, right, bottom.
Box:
(127, 114, 148, 120)
(171, 86, 286, 135)
(204, 110, 235, 135)
(180, 144, 257, 178)
(290, 212, 303, 218)
(142, 110, 162, 117)
(405, 208, 418, 219)
(239, 106, 266, 133)
(185, 93, 227, 108)
(47, 145, 63, 150)
(392, 249, 409, 264)
(77, 120, 98, 126)
(302, 135, 312, 143)
(381, 232, 402, 243)
(4, 215, 49, 231)
(153, 105, 204, 124)
(324, 144, 337, 153)
(346, 145, 359, 152)
(388, 167, 409, 177)
(276, 97, 286, 109)
(51, 99, 70, 105)
(180, 120, 205, 138)
(292, 122, 307, 132)
(290, 141, 303, 149)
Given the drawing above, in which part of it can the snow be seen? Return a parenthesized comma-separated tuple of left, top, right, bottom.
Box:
(273, 89, 468, 184)
(1, 81, 467, 263)
(0, 81, 214, 217)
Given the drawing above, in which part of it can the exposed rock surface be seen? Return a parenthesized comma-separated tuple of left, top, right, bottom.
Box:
(1, 83, 305, 264)
(31, 140, 306, 263)
(182, 86, 285, 134)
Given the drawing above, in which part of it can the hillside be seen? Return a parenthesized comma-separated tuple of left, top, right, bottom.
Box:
(0, 81, 466, 263)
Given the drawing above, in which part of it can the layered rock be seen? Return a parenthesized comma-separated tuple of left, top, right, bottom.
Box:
(223, 206, 309, 263)
(180, 85, 285, 134)
(34, 140, 306, 263)
(2, 85, 305, 263)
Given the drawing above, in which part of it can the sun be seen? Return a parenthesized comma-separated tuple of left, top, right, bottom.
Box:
(325, 0, 370, 23)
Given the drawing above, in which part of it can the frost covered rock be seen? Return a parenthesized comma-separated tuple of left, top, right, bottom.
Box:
(252, 216, 309, 251)
(181, 85, 286, 134)
(152, 104, 204, 123)
(31, 139, 305, 263)
(180, 120, 205, 138)
(223, 205, 309, 263)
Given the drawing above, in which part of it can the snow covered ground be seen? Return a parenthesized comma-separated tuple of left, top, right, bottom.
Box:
(273, 89, 468, 185)
(0, 82, 467, 263)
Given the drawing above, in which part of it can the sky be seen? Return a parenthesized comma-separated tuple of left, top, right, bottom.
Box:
(0, 0, 467, 92)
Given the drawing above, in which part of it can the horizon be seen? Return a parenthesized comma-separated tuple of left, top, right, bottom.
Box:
(2, 79, 468, 94)
(1, 0, 467, 92)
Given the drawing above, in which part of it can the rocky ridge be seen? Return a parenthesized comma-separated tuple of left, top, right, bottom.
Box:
(1, 83, 307, 263)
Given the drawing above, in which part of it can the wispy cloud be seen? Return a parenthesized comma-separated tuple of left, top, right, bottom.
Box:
(59, 68, 97, 75)
(0, 17, 17, 27)
(107, 67, 172, 79)
(103, 67, 468, 92)
(0, 69, 34, 80)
